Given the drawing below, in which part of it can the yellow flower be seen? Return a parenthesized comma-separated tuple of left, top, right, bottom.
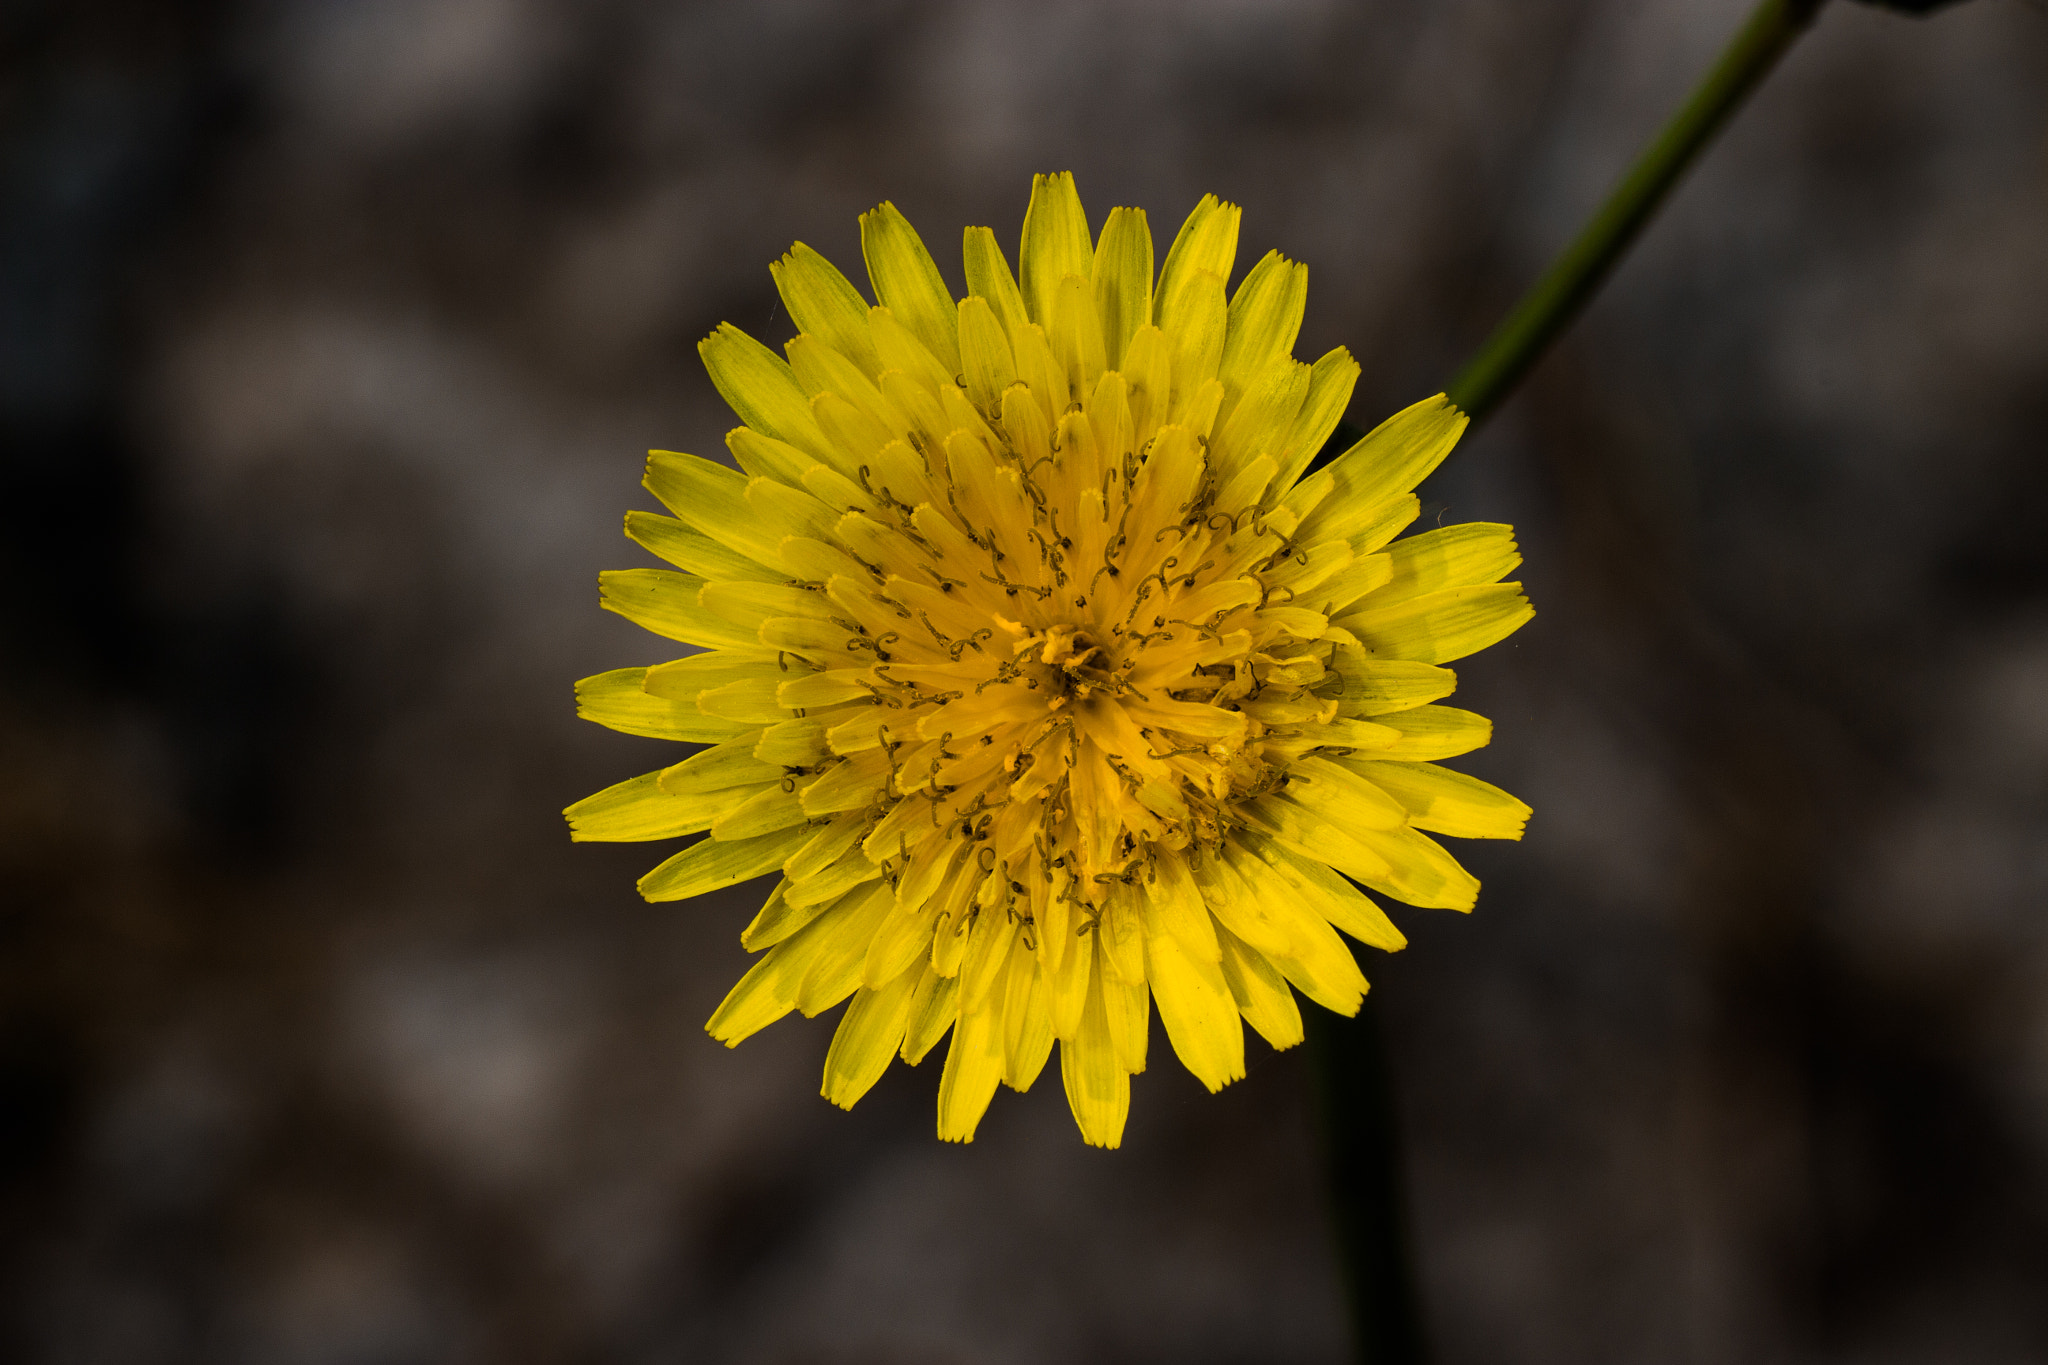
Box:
(567, 174, 1533, 1148)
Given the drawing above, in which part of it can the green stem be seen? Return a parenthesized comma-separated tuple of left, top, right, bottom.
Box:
(1307, 1000, 1428, 1365)
(1312, 6, 1833, 1362)
(1446, 0, 1829, 422)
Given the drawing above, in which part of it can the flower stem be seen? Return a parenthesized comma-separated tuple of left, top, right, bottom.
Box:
(1312, 5, 1832, 1361)
(1446, 0, 1830, 422)
(1306, 999, 1428, 1365)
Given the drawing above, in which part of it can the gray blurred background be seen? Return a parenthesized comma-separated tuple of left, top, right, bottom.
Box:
(4, 1, 2046, 1361)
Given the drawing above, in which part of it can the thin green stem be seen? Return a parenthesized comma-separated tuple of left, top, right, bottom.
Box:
(1447, 0, 1829, 422)
(1312, 6, 1833, 1362)
(1307, 1001, 1427, 1365)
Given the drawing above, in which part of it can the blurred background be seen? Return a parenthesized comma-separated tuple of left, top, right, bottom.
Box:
(3, 0, 2046, 1361)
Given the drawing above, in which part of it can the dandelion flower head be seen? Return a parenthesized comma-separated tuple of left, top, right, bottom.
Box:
(567, 174, 1534, 1148)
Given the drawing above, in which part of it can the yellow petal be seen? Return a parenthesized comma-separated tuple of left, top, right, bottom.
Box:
(1370, 704, 1493, 760)
(753, 717, 831, 766)
(1104, 968, 1150, 1076)
(936, 991, 1005, 1142)
(958, 905, 1020, 1011)
(784, 848, 881, 910)
(901, 965, 960, 1065)
(692, 678, 788, 724)
(786, 335, 903, 444)
(1060, 938, 1131, 1148)
(1048, 911, 1095, 1040)
(706, 929, 802, 1045)
(1142, 920, 1243, 1092)
(771, 243, 882, 377)
(786, 527, 876, 589)
(1141, 853, 1222, 962)
(999, 935, 1055, 1090)
(1243, 836, 1408, 953)
(1239, 792, 1392, 888)
(859, 201, 960, 373)
(1094, 888, 1147, 988)
(1339, 582, 1534, 664)
(598, 569, 757, 651)
(1008, 318, 1067, 419)
(822, 961, 923, 1109)
(794, 880, 897, 1014)
(800, 748, 890, 814)
(1374, 523, 1523, 602)
(699, 579, 834, 628)
(794, 456, 879, 513)
(1121, 422, 1205, 557)
(1309, 549, 1395, 616)
(929, 903, 973, 980)
(1274, 346, 1361, 490)
(1161, 268, 1227, 398)
(957, 296, 1017, 416)
(1154, 193, 1240, 328)
(1192, 847, 1295, 959)
(1345, 760, 1532, 840)
(1214, 922, 1303, 1050)
(641, 825, 812, 902)
(712, 892, 888, 1039)
(1086, 371, 1135, 480)
(776, 671, 872, 709)
(1049, 272, 1106, 398)
(1121, 324, 1173, 444)
(1330, 652, 1459, 715)
(1269, 947, 1365, 1017)
(1302, 394, 1466, 542)
(962, 224, 1029, 338)
(1019, 170, 1093, 327)
(574, 668, 750, 743)
(1211, 358, 1310, 488)
(710, 783, 808, 841)
(624, 510, 781, 582)
(744, 475, 842, 546)
(643, 650, 770, 699)
(1279, 716, 1401, 757)
(998, 381, 1053, 471)
(1350, 824, 1481, 910)
(783, 810, 872, 887)
(656, 730, 780, 792)
(1285, 755, 1409, 829)
(867, 305, 956, 394)
(697, 323, 833, 461)
(865, 893, 946, 990)
(726, 426, 816, 484)
(1348, 493, 1424, 555)
(643, 451, 793, 570)
(564, 769, 734, 842)
(1219, 250, 1306, 396)
(1182, 375, 1228, 444)
(1227, 845, 1366, 1015)
(754, 616, 853, 666)
(1259, 606, 1330, 641)
(1090, 205, 1153, 370)
(742, 881, 829, 951)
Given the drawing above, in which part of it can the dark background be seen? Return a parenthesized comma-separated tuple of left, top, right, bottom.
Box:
(4, 1, 2046, 1361)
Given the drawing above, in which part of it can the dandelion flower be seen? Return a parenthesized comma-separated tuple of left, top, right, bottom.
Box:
(567, 174, 1533, 1148)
